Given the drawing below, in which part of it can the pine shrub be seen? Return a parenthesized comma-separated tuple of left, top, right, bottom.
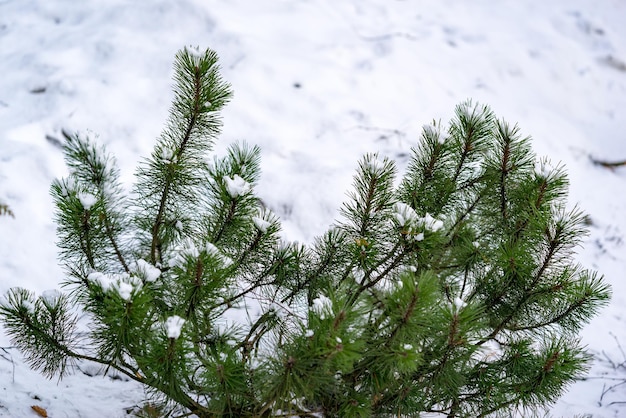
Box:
(0, 47, 610, 417)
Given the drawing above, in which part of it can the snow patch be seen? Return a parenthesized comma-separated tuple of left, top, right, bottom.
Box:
(476, 339, 503, 363)
(132, 259, 161, 282)
(185, 45, 203, 57)
(40, 289, 62, 306)
(117, 282, 133, 301)
(393, 202, 418, 227)
(252, 216, 271, 233)
(87, 271, 134, 296)
(224, 174, 251, 198)
(165, 315, 185, 339)
(453, 297, 467, 310)
(88, 272, 115, 291)
(419, 213, 444, 232)
(77, 192, 97, 210)
(170, 239, 199, 267)
(312, 295, 332, 317)
(161, 148, 174, 164)
(366, 156, 386, 173)
(205, 242, 233, 268)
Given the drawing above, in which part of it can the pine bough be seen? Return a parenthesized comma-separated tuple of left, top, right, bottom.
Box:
(0, 47, 610, 417)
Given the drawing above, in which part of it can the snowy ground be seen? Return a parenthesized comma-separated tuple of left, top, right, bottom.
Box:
(1, 0, 625, 416)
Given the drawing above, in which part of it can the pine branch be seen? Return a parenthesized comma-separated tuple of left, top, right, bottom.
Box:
(149, 66, 201, 264)
(449, 101, 493, 186)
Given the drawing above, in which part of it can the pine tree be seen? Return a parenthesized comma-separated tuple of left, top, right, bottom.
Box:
(0, 46, 610, 417)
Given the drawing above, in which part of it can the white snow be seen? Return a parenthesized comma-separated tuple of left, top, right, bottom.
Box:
(419, 213, 444, 232)
(305, 329, 314, 338)
(165, 315, 185, 339)
(393, 201, 418, 226)
(224, 174, 250, 198)
(476, 339, 504, 363)
(205, 242, 220, 256)
(160, 147, 174, 164)
(87, 271, 134, 296)
(422, 124, 443, 144)
(77, 191, 97, 210)
(429, 219, 444, 232)
(312, 295, 332, 316)
(22, 300, 35, 313)
(252, 216, 271, 233)
(0, 0, 625, 416)
(132, 259, 161, 282)
(221, 255, 234, 268)
(393, 213, 406, 227)
(87, 271, 115, 292)
(366, 155, 386, 172)
(40, 289, 61, 307)
(535, 158, 556, 178)
(453, 297, 468, 310)
(185, 45, 203, 58)
(205, 242, 233, 267)
(116, 282, 133, 301)
(170, 238, 199, 267)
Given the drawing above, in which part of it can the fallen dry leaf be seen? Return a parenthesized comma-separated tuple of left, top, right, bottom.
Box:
(31, 405, 48, 417)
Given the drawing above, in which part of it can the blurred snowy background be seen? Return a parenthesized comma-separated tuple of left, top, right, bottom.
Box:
(1, 0, 625, 416)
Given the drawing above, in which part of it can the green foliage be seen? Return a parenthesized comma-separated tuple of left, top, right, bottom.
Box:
(0, 202, 13, 218)
(0, 46, 610, 417)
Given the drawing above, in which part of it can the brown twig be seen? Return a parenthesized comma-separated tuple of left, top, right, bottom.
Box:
(590, 157, 626, 169)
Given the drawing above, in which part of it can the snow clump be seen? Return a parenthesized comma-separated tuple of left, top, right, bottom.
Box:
(206, 242, 233, 268)
(224, 174, 251, 198)
(185, 45, 203, 57)
(77, 192, 97, 210)
(87, 271, 140, 300)
(476, 339, 504, 363)
(40, 289, 62, 306)
(393, 202, 419, 227)
(252, 216, 271, 233)
(420, 213, 444, 232)
(366, 155, 386, 173)
(117, 282, 133, 301)
(165, 315, 185, 339)
(170, 239, 199, 267)
(88, 271, 117, 292)
(312, 294, 332, 317)
(454, 297, 467, 310)
(161, 148, 174, 164)
(132, 259, 161, 282)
